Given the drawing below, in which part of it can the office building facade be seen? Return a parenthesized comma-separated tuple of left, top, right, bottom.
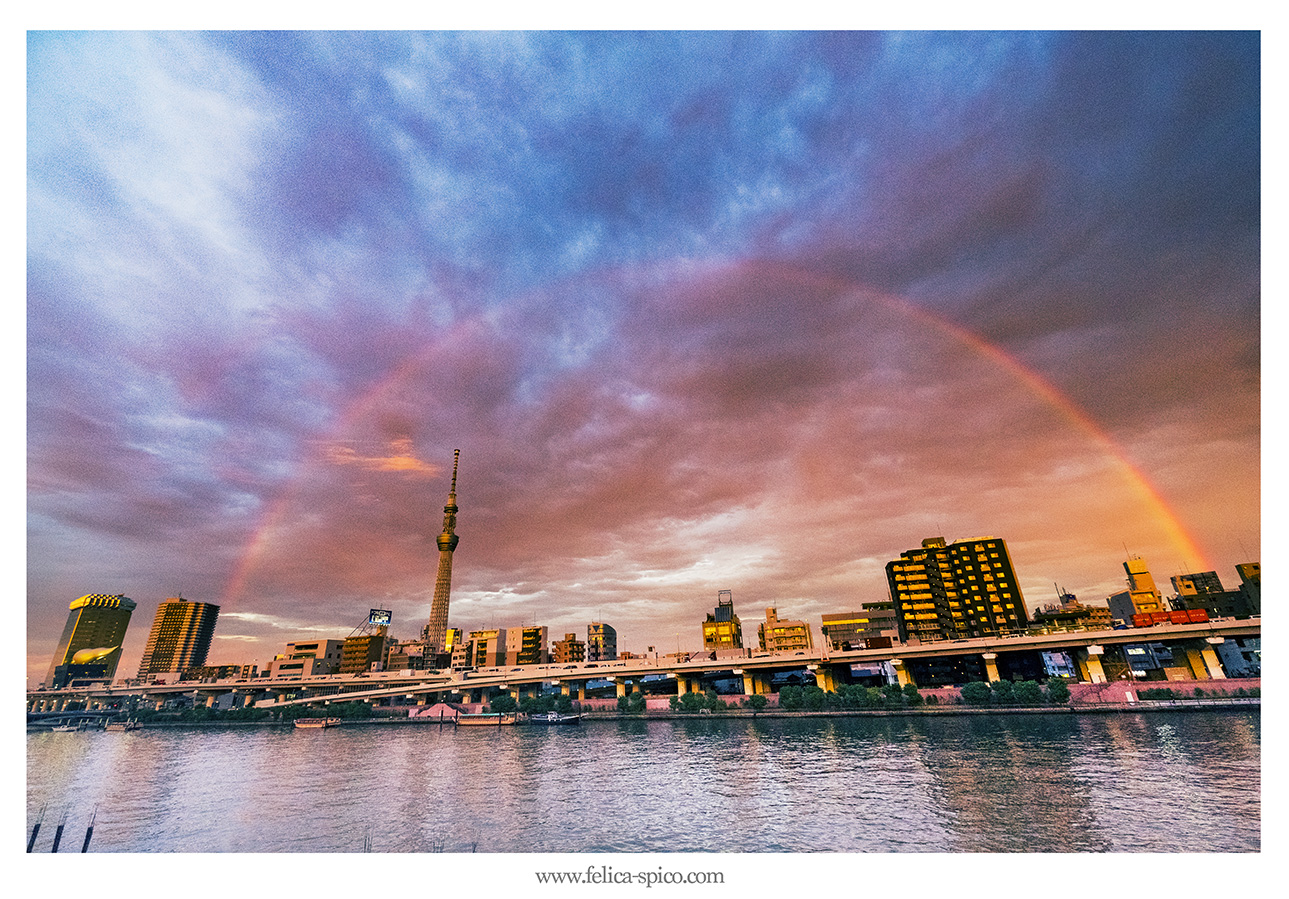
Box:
(136, 598, 220, 678)
(885, 536, 1029, 642)
(45, 593, 137, 688)
(702, 591, 743, 651)
(587, 622, 617, 661)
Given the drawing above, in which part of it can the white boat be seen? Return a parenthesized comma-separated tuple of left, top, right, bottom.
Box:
(294, 717, 342, 729)
(527, 711, 582, 725)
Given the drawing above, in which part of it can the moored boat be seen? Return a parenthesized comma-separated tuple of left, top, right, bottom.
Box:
(294, 717, 342, 729)
(105, 719, 138, 732)
(526, 711, 582, 725)
(455, 712, 518, 726)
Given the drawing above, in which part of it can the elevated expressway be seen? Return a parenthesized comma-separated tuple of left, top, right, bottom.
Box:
(27, 618, 1259, 713)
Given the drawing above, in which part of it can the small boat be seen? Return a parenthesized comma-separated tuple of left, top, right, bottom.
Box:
(105, 720, 138, 732)
(527, 711, 582, 725)
(294, 717, 342, 729)
(50, 723, 81, 732)
(454, 712, 518, 727)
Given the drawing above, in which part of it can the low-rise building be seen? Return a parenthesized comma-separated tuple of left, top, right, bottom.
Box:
(553, 633, 586, 663)
(267, 639, 344, 679)
(820, 604, 899, 650)
(756, 607, 813, 653)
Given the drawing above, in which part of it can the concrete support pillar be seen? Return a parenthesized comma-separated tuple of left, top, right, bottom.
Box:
(741, 672, 755, 695)
(813, 666, 837, 693)
(560, 682, 571, 696)
(205, 695, 217, 708)
(982, 653, 1001, 683)
(576, 682, 586, 701)
(1201, 638, 1228, 679)
(755, 674, 773, 695)
(615, 681, 627, 698)
(1076, 646, 1107, 684)
(675, 676, 689, 696)
(890, 659, 912, 688)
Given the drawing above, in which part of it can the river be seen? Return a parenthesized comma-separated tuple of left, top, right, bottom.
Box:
(25, 709, 1259, 854)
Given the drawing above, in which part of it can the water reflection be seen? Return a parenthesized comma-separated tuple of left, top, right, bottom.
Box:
(26, 711, 1258, 853)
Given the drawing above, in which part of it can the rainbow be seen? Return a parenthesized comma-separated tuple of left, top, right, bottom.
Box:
(220, 258, 1210, 610)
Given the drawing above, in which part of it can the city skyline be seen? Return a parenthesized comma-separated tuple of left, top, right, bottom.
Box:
(27, 32, 1259, 688)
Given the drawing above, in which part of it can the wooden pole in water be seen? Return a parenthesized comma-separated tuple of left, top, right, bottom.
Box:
(26, 805, 45, 852)
(51, 812, 66, 852)
(81, 805, 97, 852)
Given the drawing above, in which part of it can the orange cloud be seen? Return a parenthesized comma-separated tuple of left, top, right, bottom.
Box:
(323, 437, 439, 477)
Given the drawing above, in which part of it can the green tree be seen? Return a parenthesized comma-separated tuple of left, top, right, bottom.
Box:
(1045, 679, 1071, 704)
(902, 683, 924, 706)
(488, 693, 518, 713)
(778, 685, 803, 710)
(747, 694, 768, 713)
(960, 681, 993, 705)
(678, 691, 705, 713)
(864, 687, 886, 708)
(990, 680, 1016, 705)
(1013, 681, 1044, 706)
(626, 691, 646, 715)
(801, 684, 826, 710)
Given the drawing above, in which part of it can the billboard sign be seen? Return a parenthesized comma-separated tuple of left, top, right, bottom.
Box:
(368, 609, 393, 627)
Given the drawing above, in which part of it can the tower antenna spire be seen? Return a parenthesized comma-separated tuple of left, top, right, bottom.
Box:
(423, 449, 461, 657)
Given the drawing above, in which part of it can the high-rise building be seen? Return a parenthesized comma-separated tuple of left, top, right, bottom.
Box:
(756, 607, 813, 653)
(45, 593, 137, 688)
(885, 536, 1029, 642)
(136, 598, 220, 679)
(423, 450, 461, 655)
(702, 590, 743, 650)
(587, 622, 617, 661)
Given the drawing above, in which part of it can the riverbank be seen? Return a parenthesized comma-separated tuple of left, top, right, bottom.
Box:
(28, 695, 1259, 730)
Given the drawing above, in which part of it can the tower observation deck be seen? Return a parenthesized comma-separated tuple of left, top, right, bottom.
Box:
(423, 449, 460, 655)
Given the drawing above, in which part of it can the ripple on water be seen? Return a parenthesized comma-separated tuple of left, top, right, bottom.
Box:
(26, 711, 1260, 853)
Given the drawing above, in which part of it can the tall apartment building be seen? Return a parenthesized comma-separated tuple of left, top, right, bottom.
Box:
(820, 603, 899, 650)
(885, 536, 1029, 642)
(469, 629, 507, 667)
(340, 630, 389, 674)
(505, 626, 549, 665)
(553, 633, 586, 663)
(702, 591, 743, 651)
(136, 598, 220, 679)
(45, 593, 137, 688)
(587, 622, 617, 662)
(756, 607, 813, 653)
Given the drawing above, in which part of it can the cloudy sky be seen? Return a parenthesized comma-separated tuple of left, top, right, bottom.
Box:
(26, 31, 1260, 686)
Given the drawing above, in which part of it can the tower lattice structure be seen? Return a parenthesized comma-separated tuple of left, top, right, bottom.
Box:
(423, 449, 460, 655)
